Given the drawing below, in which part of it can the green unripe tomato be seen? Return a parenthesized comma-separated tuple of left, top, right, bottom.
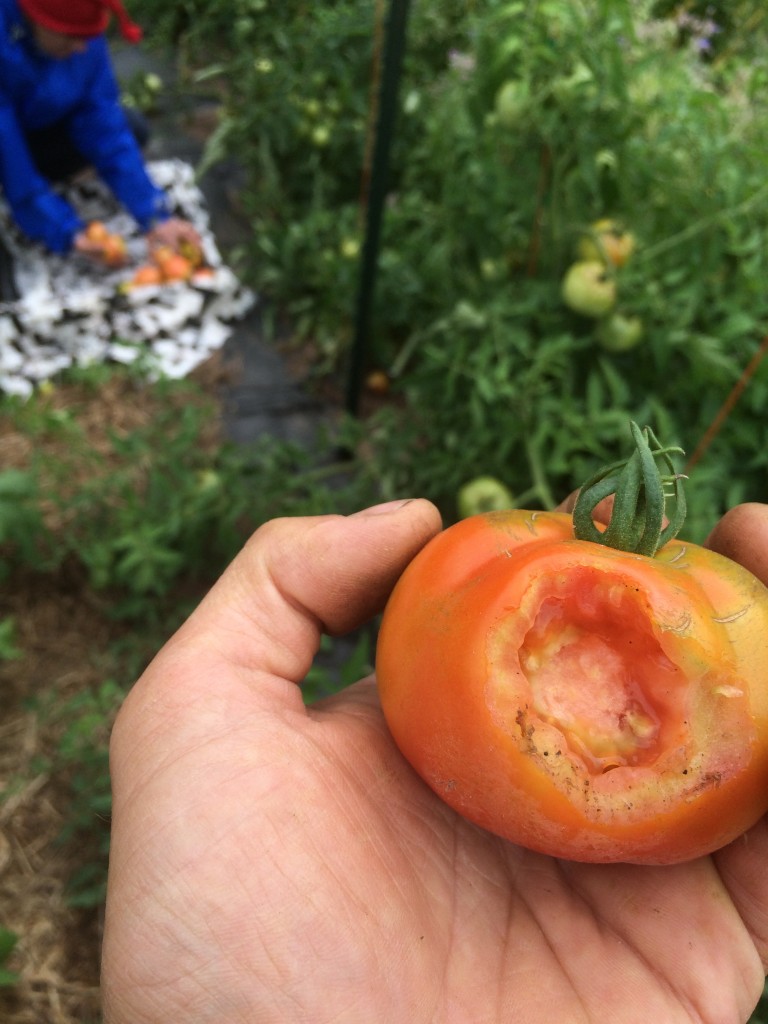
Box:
(494, 80, 530, 129)
(457, 477, 515, 518)
(561, 261, 617, 318)
(596, 313, 645, 352)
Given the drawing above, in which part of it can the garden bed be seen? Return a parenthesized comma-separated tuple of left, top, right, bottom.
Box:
(0, 361, 234, 1024)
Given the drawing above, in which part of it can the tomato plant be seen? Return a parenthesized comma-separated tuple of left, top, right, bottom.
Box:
(376, 425, 768, 864)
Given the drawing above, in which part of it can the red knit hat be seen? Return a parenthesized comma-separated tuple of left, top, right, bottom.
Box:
(18, 0, 143, 43)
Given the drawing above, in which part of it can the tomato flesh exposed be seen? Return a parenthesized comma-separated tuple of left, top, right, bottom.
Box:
(376, 511, 768, 864)
(518, 567, 680, 771)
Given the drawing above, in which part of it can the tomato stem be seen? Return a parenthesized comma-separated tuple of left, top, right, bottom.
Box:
(572, 422, 686, 556)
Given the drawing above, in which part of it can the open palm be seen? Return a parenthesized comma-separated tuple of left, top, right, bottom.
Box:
(102, 501, 768, 1024)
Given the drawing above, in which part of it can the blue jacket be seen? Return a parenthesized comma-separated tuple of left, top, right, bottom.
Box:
(0, 0, 169, 252)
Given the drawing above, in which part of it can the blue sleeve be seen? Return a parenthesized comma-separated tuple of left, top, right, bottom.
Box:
(69, 40, 171, 230)
(0, 93, 83, 252)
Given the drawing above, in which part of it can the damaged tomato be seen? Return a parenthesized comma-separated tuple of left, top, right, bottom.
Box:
(376, 425, 768, 864)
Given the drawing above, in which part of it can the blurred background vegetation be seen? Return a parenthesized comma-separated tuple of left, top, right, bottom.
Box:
(126, 0, 768, 539)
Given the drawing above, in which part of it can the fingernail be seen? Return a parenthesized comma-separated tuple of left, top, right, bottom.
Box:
(352, 499, 415, 517)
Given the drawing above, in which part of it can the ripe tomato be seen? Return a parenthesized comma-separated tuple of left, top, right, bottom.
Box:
(376, 509, 768, 864)
(130, 264, 164, 287)
(102, 234, 127, 267)
(576, 218, 636, 268)
(160, 254, 194, 282)
(85, 220, 109, 243)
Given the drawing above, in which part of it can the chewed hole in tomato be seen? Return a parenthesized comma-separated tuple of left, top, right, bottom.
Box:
(518, 568, 688, 774)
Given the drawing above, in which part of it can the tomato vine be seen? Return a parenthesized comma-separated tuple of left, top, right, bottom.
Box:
(572, 422, 686, 557)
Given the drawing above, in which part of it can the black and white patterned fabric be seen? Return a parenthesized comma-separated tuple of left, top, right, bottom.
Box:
(0, 159, 256, 398)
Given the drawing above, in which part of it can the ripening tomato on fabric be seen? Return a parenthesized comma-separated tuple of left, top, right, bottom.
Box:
(376, 424, 768, 865)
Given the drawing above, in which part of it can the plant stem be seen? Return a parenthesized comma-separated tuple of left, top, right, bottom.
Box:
(525, 436, 557, 510)
(685, 334, 768, 474)
(636, 182, 768, 264)
(572, 423, 686, 557)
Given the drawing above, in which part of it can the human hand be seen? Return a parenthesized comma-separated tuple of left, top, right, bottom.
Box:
(73, 226, 127, 267)
(146, 216, 203, 258)
(101, 499, 768, 1024)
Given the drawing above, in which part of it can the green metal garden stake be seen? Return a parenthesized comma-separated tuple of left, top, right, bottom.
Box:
(345, 0, 411, 416)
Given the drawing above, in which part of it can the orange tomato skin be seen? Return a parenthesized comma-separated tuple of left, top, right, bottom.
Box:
(102, 234, 127, 267)
(376, 511, 768, 864)
(131, 264, 163, 287)
(150, 245, 176, 269)
(154, 252, 193, 282)
(85, 221, 127, 266)
(85, 220, 109, 243)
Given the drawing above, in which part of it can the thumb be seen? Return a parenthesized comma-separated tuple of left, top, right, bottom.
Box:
(125, 498, 442, 709)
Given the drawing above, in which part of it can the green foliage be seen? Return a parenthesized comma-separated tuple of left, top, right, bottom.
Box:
(0, 469, 42, 575)
(752, 981, 768, 1024)
(356, 0, 768, 537)
(0, 927, 19, 987)
(121, 69, 165, 113)
(650, 0, 767, 65)
(30, 681, 124, 908)
(0, 616, 21, 661)
(303, 631, 374, 704)
(130, 0, 473, 357)
(0, 367, 381, 619)
(132, 0, 768, 538)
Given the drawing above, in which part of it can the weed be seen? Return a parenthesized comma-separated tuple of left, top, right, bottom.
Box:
(0, 469, 43, 577)
(303, 631, 374, 704)
(0, 364, 381, 619)
(0, 928, 18, 987)
(0, 617, 20, 661)
(26, 681, 123, 909)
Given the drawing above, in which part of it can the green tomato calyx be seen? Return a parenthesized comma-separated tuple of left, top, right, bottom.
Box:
(572, 422, 686, 557)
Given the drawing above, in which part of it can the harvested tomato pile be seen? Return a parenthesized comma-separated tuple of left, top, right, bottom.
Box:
(125, 238, 213, 289)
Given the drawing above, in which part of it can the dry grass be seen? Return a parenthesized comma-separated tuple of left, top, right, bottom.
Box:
(0, 581, 110, 1023)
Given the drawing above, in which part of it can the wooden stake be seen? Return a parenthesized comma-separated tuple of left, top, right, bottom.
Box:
(685, 333, 768, 473)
